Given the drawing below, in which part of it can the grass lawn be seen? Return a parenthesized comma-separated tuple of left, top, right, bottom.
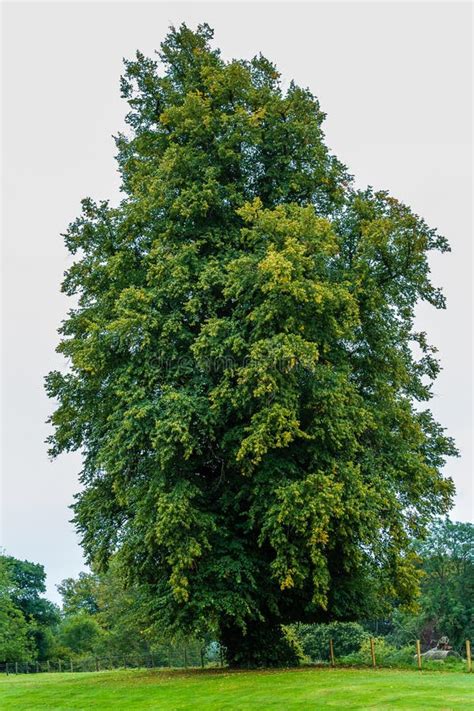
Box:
(0, 667, 472, 710)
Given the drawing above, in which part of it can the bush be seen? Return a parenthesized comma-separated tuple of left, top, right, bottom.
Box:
(422, 655, 465, 671)
(295, 622, 369, 662)
(339, 638, 420, 668)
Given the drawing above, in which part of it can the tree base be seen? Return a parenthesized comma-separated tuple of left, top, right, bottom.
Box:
(220, 621, 302, 668)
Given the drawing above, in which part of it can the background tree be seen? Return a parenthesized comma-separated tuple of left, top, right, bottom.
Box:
(55, 561, 210, 664)
(0, 558, 35, 662)
(389, 520, 474, 651)
(57, 561, 159, 659)
(56, 614, 104, 658)
(57, 572, 101, 617)
(1, 555, 60, 660)
(5, 557, 59, 622)
(46, 23, 456, 667)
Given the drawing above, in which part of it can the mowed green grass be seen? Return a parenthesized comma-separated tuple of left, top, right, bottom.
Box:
(0, 667, 472, 710)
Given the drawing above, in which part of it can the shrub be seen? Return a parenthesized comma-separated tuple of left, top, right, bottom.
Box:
(295, 622, 369, 662)
(339, 638, 416, 667)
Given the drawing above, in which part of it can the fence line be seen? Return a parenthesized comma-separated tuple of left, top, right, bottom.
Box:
(0, 644, 224, 676)
(2, 639, 472, 675)
(324, 638, 472, 673)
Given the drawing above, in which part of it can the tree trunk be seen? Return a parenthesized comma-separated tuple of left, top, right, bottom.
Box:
(220, 620, 301, 668)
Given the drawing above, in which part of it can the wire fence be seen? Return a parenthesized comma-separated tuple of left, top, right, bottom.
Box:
(0, 642, 224, 675)
(1, 638, 471, 675)
(322, 637, 473, 673)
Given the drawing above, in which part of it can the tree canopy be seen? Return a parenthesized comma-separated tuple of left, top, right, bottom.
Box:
(46, 23, 456, 666)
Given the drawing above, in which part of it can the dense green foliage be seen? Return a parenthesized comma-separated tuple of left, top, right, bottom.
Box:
(57, 573, 100, 617)
(46, 24, 456, 665)
(54, 562, 214, 665)
(0, 553, 209, 665)
(1, 668, 472, 711)
(0, 555, 59, 662)
(56, 614, 103, 657)
(56, 563, 157, 660)
(387, 520, 474, 651)
(0, 560, 34, 662)
(297, 621, 368, 661)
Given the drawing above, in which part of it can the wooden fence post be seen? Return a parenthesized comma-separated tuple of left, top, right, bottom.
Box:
(47, 660, 50, 673)
(200, 647, 204, 669)
(70, 659, 74, 673)
(370, 638, 376, 668)
(184, 646, 188, 669)
(416, 640, 422, 670)
(5, 663, 9, 675)
(466, 640, 472, 673)
(329, 639, 335, 667)
(36, 661, 39, 673)
(15, 662, 18, 675)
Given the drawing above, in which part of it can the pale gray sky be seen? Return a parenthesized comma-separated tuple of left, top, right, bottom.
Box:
(2, 1, 472, 603)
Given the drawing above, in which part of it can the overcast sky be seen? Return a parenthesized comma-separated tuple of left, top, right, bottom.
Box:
(2, 1, 472, 603)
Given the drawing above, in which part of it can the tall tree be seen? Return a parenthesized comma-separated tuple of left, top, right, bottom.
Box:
(46, 24, 456, 666)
